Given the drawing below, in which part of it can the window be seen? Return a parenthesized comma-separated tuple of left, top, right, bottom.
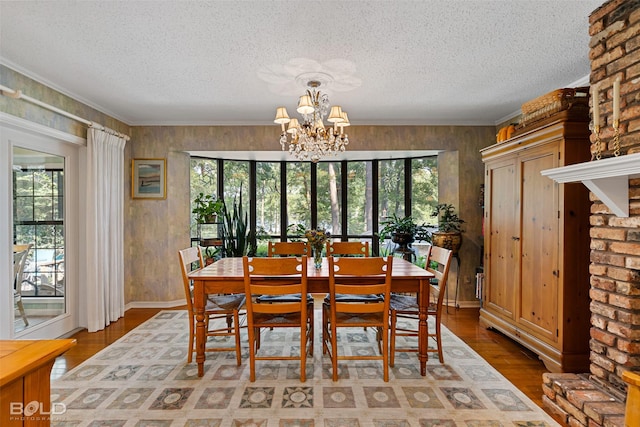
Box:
(255, 162, 281, 235)
(191, 158, 218, 226)
(285, 162, 311, 230)
(190, 156, 437, 255)
(346, 161, 370, 236)
(378, 159, 405, 221)
(223, 160, 249, 214)
(13, 167, 65, 297)
(317, 162, 341, 235)
(411, 157, 438, 227)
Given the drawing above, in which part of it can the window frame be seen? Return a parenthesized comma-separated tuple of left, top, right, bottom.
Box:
(190, 156, 437, 256)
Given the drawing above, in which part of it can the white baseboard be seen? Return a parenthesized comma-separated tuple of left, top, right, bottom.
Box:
(125, 299, 186, 311)
(444, 300, 481, 309)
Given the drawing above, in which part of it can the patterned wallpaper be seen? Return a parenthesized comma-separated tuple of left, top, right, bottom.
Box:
(1, 65, 495, 306)
(129, 125, 495, 305)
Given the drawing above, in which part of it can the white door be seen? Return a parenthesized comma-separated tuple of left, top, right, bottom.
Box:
(1, 121, 82, 339)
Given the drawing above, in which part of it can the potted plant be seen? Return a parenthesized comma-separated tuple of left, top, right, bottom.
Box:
(431, 203, 465, 254)
(379, 214, 431, 254)
(192, 193, 225, 224)
(221, 185, 256, 257)
(202, 245, 220, 265)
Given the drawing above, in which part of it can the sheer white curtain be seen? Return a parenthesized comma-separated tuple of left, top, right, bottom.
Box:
(85, 127, 127, 332)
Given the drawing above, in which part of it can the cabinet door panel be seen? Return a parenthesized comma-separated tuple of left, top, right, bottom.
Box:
(519, 149, 558, 342)
(486, 160, 518, 319)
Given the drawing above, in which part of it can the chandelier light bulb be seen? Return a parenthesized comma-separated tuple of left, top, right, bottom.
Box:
(340, 112, 350, 127)
(297, 95, 314, 115)
(287, 118, 300, 134)
(274, 107, 290, 123)
(328, 106, 344, 123)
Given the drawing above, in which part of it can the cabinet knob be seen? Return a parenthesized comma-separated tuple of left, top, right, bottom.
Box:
(511, 236, 520, 241)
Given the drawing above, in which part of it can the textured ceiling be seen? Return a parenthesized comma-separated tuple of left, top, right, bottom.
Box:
(0, 0, 603, 127)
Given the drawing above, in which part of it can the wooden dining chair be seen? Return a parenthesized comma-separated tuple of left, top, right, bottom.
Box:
(178, 247, 245, 365)
(323, 240, 378, 318)
(389, 245, 452, 365)
(268, 241, 310, 257)
(13, 244, 32, 326)
(262, 240, 314, 308)
(326, 241, 369, 257)
(323, 255, 393, 381)
(242, 255, 313, 382)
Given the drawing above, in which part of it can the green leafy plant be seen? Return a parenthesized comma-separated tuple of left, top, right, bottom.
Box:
(286, 223, 307, 241)
(431, 203, 465, 233)
(192, 193, 225, 224)
(378, 214, 431, 242)
(221, 185, 256, 257)
(203, 246, 220, 262)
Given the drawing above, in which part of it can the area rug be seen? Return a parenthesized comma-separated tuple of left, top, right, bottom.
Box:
(51, 308, 560, 427)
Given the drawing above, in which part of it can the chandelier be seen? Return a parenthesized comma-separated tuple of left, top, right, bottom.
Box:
(274, 80, 350, 163)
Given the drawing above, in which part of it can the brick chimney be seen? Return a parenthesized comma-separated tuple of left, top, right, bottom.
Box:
(541, 2, 640, 425)
(587, 0, 640, 395)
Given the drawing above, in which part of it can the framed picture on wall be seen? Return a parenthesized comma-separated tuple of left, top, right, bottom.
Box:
(132, 158, 166, 199)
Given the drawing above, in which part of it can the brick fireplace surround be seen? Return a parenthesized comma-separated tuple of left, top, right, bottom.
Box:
(540, 1, 640, 426)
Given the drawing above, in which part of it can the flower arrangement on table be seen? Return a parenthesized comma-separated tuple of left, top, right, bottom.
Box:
(305, 228, 330, 268)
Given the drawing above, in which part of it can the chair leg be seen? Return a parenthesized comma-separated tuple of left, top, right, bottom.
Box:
(435, 315, 444, 363)
(256, 326, 261, 350)
(322, 308, 328, 355)
(248, 325, 256, 382)
(300, 318, 307, 383)
(307, 322, 313, 357)
(308, 303, 314, 356)
(17, 299, 29, 326)
(331, 321, 339, 381)
(226, 313, 233, 333)
(187, 315, 195, 363)
(382, 324, 389, 382)
(233, 310, 242, 366)
(389, 311, 396, 367)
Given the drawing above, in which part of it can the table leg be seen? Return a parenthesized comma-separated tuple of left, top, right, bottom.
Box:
(418, 278, 429, 376)
(194, 279, 206, 377)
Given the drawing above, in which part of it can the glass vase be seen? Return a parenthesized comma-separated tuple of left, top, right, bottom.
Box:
(313, 246, 323, 269)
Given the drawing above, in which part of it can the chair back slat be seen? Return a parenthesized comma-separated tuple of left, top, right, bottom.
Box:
(250, 283, 304, 296)
(334, 283, 388, 296)
(335, 300, 385, 314)
(331, 256, 390, 276)
(268, 241, 310, 257)
(251, 301, 302, 314)
(243, 256, 308, 313)
(178, 246, 204, 313)
(426, 246, 453, 309)
(326, 241, 369, 257)
(328, 256, 392, 312)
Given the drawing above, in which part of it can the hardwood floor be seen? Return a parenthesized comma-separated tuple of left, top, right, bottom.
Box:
(439, 306, 550, 408)
(51, 306, 557, 421)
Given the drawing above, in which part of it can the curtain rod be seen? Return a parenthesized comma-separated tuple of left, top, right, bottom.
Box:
(0, 84, 130, 141)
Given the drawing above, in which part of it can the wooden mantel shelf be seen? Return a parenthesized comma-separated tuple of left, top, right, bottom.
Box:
(541, 152, 640, 217)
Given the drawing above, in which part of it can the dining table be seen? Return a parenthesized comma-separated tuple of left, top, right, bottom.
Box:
(188, 256, 435, 378)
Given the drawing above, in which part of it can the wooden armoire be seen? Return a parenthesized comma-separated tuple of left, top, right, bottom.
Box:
(479, 110, 591, 373)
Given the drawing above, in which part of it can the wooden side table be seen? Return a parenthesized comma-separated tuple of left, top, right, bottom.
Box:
(623, 370, 640, 427)
(1, 339, 76, 426)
